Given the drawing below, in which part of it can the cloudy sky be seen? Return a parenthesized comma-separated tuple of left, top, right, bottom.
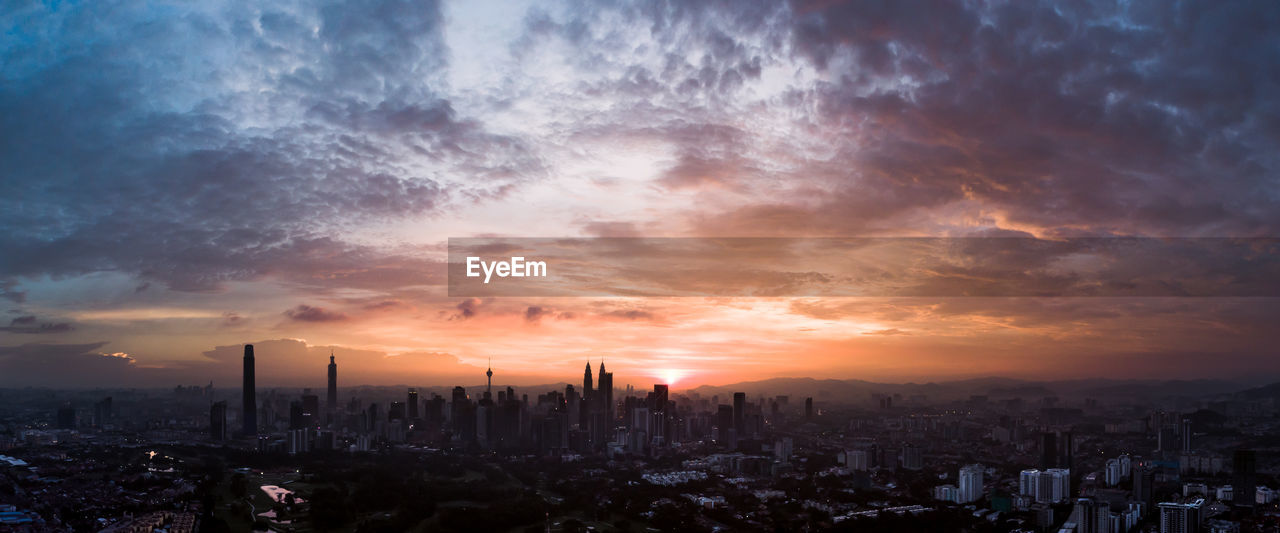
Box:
(2, 0, 1279, 389)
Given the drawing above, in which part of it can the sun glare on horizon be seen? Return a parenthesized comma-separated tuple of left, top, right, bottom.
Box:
(657, 368, 688, 388)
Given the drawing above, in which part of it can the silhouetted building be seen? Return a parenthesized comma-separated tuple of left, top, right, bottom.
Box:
(582, 361, 594, 426)
(326, 353, 337, 413)
(93, 396, 112, 427)
(408, 388, 419, 419)
(242, 344, 257, 436)
(733, 392, 746, 436)
(1041, 432, 1058, 469)
(301, 390, 319, 427)
(210, 401, 227, 440)
(364, 403, 379, 433)
(1061, 430, 1074, 472)
(1134, 465, 1156, 508)
(804, 397, 813, 420)
(598, 360, 613, 421)
(56, 404, 76, 429)
(902, 444, 923, 470)
(1233, 449, 1256, 508)
(289, 401, 306, 430)
(715, 404, 735, 447)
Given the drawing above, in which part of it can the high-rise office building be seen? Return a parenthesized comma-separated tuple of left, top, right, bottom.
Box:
(1233, 449, 1256, 508)
(301, 390, 319, 424)
(327, 353, 337, 413)
(1041, 432, 1058, 469)
(1181, 418, 1192, 453)
(56, 404, 76, 429)
(653, 384, 669, 412)
(804, 397, 813, 420)
(92, 396, 113, 428)
(242, 344, 256, 436)
(652, 384, 670, 445)
(733, 392, 746, 436)
(289, 400, 306, 430)
(715, 404, 734, 446)
(210, 401, 227, 441)
(1061, 431, 1074, 472)
(1134, 465, 1156, 508)
(408, 388, 420, 419)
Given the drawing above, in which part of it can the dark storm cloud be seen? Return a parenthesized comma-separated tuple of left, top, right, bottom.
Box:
(0, 0, 540, 293)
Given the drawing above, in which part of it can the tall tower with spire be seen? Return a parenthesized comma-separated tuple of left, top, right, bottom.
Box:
(486, 357, 494, 395)
(326, 351, 337, 413)
(582, 361, 594, 425)
(598, 358, 614, 421)
(242, 344, 256, 436)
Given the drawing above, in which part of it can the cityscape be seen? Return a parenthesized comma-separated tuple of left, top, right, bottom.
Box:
(0, 344, 1277, 531)
(5, 0, 1280, 532)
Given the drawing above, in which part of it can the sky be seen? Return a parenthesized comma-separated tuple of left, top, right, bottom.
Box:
(2, 0, 1279, 389)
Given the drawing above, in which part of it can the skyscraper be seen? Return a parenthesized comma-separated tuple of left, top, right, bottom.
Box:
(210, 400, 227, 441)
(56, 404, 76, 429)
(242, 344, 256, 436)
(804, 397, 814, 420)
(1061, 431, 1074, 472)
(598, 359, 613, 421)
(582, 361, 594, 426)
(327, 352, 337, 413)
(301, 390, 319, 427)
(408, 388, 420, 419)
(1233, 449, 1256, 508)
(733, 392, 746, 436)
(1134, 465, 1155, 508)
(1041, 432, 1057, 469)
